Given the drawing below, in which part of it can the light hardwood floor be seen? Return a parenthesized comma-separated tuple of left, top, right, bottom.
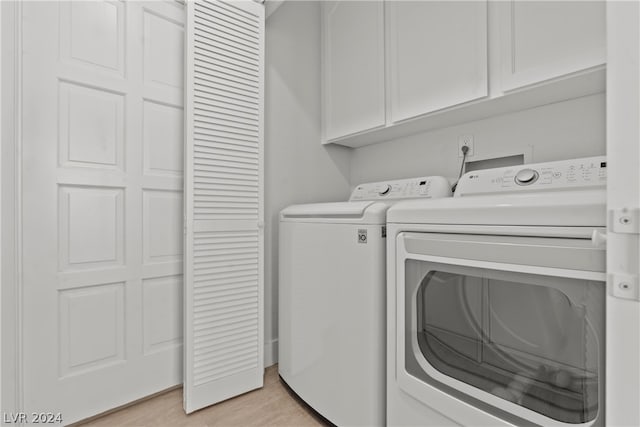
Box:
(78, 365, 331, 427)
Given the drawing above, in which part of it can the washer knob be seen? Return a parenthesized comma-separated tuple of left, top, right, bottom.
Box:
(515, 169, 539, 185)
(379, 184, 392, 196)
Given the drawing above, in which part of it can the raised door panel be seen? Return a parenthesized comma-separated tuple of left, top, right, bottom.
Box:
(323, 1, 385, 141)
(388, 1, 488, 123)
(499, 0, 605, 91)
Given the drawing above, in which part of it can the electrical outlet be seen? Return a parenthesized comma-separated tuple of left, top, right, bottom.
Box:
(458, 134, 475, 157)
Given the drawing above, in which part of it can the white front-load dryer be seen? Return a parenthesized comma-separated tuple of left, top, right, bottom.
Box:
(386, 157, 613, 427)
(278, 176, 452, 426)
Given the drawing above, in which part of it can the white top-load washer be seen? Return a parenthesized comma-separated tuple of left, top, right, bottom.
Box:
(386, 157, 610, 427)
(279, 176, 452, 426)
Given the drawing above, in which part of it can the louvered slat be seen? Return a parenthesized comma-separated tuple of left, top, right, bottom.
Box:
(195, 36, 259, 63)
(194, 72, 259, 96)
(195, 51, 259, 78)
(184, 0, 264, 414)
(195, 6, 259, 39)
(194, 153, 258, 166)
(194, 292, 257, 309)
(195, 136, 258, 151)
(194, 83, 259, 108)
(190, 228, 260, 386)
(195, 143, 259, 157)
(195, 55, 259, 82)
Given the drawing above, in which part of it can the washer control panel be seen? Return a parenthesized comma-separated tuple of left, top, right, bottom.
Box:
(455, 156, 607, 197)
(349, 176, 452, 201)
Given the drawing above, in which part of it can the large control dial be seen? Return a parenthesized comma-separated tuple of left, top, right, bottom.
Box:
(514, 168, 539, 185)
(379, 184, 392, 196)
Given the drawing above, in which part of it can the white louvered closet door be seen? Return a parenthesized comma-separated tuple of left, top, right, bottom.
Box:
(184, 0, 265, 413)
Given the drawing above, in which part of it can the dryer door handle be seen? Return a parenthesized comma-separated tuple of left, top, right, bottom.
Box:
(591, 230, 607, 247)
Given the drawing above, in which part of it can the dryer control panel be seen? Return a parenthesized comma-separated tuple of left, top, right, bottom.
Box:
(349, 176, 452, 201)
(455, 156, 607, 197)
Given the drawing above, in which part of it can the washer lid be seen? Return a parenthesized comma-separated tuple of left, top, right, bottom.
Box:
(387, 190, 606, 227)
(280, 201, 390, 224)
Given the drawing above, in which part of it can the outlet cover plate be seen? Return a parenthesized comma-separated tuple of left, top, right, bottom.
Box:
(458, 134, 474, 157)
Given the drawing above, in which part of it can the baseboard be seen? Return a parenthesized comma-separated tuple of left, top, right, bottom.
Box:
(69, 384, 182, 426)
(264, 338, 278, 367)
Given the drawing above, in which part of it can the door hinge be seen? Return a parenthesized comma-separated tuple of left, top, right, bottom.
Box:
(607, 207, 640, 301)
(608, 273, 640, 301)
(609, 207, 640, 234)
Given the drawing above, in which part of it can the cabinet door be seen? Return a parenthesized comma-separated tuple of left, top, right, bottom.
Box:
(499, 1, 605, 91)
(388, 1, 488, 123)
(323, 1, 385, 141)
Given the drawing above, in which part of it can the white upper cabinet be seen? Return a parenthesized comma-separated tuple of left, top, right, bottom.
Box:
(322, 1, 385, 140)
(499, 0, 605, 91)
(387, 1, 488, 123)
(321, 0, 606, 147)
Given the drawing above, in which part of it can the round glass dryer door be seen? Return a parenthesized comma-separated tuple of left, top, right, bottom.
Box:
(404, 260, 605, 425)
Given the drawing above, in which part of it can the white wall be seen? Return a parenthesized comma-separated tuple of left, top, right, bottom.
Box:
(264, 0, 351, 366)
(350, 93, 606, 185)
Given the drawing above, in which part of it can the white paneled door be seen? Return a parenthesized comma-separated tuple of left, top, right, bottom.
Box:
(184, 0, 265, 413)
(21, 1, 185, 423)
